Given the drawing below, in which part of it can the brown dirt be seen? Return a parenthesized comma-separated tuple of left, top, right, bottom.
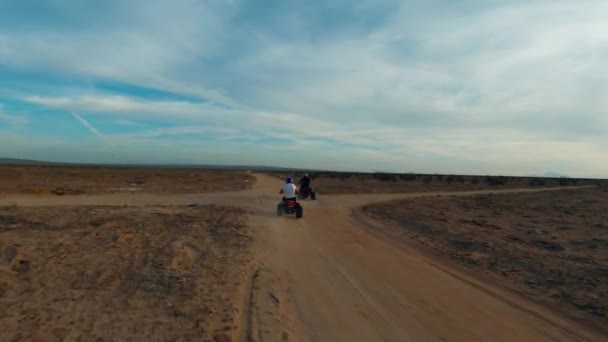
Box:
(312, 176, 485, 194)
(0, 170, 604, 341)
(0, 166, 254, 195)
(0, 205, 253, 341)
(361, 188, 608, 330)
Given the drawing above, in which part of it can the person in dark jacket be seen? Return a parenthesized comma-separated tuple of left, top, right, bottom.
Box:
(299, 173, 311, 194)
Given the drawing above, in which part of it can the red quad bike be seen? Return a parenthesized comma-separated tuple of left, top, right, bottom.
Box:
(277, 199, 303, 218)
(297, 186, 317, 200)
(277, 189, 303, 218)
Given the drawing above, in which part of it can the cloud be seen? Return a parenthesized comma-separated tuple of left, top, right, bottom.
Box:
(71, 113, 103, 137)
(114, 119, 141, 126)
(0, 105, 28, 125)
(1, 0, 607, 176)
(24, 94, 232, 119)
(0, 0, 243, 107)
(14, 89, 608, 177)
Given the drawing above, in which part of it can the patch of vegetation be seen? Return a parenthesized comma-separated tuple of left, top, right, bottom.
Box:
(528, 178, 546, 186)
(399, 173, 417, 182)
(486, 176, 507, 186)
(373, 173, 399, 182)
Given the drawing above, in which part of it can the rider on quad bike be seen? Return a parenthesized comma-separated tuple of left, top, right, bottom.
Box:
(299, 173, 311, 193)
(277, 177, 303, 218)
(281, 177, 298, 201)
(298, 173, 316, 200)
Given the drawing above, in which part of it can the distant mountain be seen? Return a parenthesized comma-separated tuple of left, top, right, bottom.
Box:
(527, 172, 569, 178)
(543, 172, 569, 178)
(0, 158, 67, 165)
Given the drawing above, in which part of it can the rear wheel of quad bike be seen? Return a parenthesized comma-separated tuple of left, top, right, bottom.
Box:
(277, 204, 284, 217)
(295, 206, 303, 219)
(310, 191, 316, 200)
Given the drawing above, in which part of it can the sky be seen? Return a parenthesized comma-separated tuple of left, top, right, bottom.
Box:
(0, 0, 607, 177)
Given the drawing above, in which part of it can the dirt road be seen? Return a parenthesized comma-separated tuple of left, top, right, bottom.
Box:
(0, 174, 602, 341)
(244, 175, 601, 342)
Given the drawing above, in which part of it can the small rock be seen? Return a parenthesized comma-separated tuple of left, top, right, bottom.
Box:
(10, 259, 30, 273)
(52, 188, 66, 196)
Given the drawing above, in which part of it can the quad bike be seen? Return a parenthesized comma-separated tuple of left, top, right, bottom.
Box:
(297, 186, 317, 200)
(278, 189, 303, 218)
(277, 199, 303, 218)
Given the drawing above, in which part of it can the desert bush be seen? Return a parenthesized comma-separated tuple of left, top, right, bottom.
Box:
(400, 173, 417, 182)
(322, 172, 354, 180)
(486, 176, 507, 186)
(528, 178, 546, 186)
(373, 173, 398, 182)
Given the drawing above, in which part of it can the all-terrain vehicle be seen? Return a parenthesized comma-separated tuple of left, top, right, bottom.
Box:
(297, 186, 317, 200)
(277, 199, 303, 218)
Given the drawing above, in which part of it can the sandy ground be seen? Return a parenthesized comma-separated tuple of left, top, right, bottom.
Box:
(0, 172, 605, 341)
(246, 176, 603, 341)
(0, 205, 253, 341)
(0, 166, 254, 195)
(361, 189, 608, 330)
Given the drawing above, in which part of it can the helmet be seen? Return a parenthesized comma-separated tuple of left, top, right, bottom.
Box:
(286, 177, 293, 183)
(304, 173, 309, 177)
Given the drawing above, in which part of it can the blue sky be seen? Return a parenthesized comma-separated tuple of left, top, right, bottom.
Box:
(0, 0, 607, 177)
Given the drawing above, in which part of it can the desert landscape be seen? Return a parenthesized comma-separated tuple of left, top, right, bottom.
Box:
(270, 171, 600, 195)
(1, 166, 607, 341)
(4, 0, 608, 340)
(0, 166, 255, 195)
(0, 205, 252, 341)
(362, 188, 608, 330)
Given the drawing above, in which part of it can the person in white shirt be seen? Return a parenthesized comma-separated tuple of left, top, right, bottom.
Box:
(281, 177, 298, 201)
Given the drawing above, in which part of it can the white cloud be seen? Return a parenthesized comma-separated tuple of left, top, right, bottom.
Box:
(0, 0, 242, 108)
(22, 94, 245, 120)
(16, 89, 608, 177)
(114, 119, 141, 126)
(71, 113, 103, 137)
(0, 105, 28, 126)
(1, 0, 607, 176)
